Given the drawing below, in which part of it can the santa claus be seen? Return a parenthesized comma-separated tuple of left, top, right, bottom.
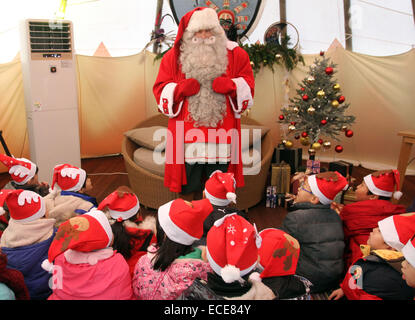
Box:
(153, 7, 254, 195)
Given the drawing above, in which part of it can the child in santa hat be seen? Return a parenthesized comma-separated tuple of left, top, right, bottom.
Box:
(252, 228, 312, 300)
(0, 189, 57, 300)
(401, 235, 415, 288)
(41, 209, 134, 300)
(193, 170, 247, 247)
(0, 155, 50, 235)
(331, 169, 406, 270)
(98, 186, 157, 276)
(179, 213, 262, 300)
(329, 213, 415, 300)
(0, 154, 50, 197)
(132, 198, 213, 300)
(43, 163, 97, 227)
(280, 171, 348, 293)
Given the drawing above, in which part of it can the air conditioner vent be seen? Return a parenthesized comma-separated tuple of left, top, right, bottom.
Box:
(28, 21, 72, 59)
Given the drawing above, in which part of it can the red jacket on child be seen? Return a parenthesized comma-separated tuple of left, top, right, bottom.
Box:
(340, 199, 405, 269)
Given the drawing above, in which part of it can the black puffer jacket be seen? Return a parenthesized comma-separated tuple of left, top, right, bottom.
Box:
(280, 202, 345, 293)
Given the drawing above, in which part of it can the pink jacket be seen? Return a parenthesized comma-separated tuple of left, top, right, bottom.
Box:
(132, 245, 212, 300)
(48, 248, 134, 300)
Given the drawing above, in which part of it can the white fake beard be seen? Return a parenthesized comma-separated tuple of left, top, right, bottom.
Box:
(179, 30, 228, 128)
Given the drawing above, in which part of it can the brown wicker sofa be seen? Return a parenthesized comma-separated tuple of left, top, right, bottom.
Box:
(121, 114, 274, 211)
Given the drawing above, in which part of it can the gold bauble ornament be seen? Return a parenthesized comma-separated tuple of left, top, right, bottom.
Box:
(307, 76, 315, 83)
(275, 53, 282, 60)
(323, 141, 331, 149)
(250, 61, 254, 66)
(331, 100, 339, 108)
(300, 136, 310, 146)
(311, 142, 322, 150)
(282, 139, 287, 145)
(284, 140, 293, 149)
(333, 83, 341, 90)
(307, 106, 316, 114)
(341, 125, 348, 132)
(308, 148, 316, 156)
(288, 125, 296, 132)
(317, 90, 325, 98)
(293, 107, 299, 113)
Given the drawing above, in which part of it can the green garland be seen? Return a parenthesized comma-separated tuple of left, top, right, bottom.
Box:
(242, 36, 304, 74)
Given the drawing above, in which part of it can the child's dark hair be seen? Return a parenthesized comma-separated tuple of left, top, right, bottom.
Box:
(151, 218, 193, 271)
(368, 190, 391, 201)
(111, 215, 154, 260)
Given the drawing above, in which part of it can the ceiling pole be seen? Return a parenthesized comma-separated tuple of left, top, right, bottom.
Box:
(279, 0, 286, 22)
(343, 0, 353, 51)
(153, 0, 164, 54)
(412, 0, 415, 24)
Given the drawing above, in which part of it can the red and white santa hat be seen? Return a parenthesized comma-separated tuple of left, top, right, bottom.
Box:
(364, 169, 402, 200)
(158, 198, 213, 246)
(204, 170, 237, 206)
(206, 213, 261, 283)
(3, 189, 45, 223)
(258, 228, 300, 279)
(51, 163, 87, 192)
(0, 189, 15, 217)
(307, 171, 349, 205)
(42, 209, 113, 272)
(173, 7, 224, 53)
(378, 213, 415, 251)
(98, 188, 140, 222)
(0, 154, 37, 185)
(402, 235, 415, 268)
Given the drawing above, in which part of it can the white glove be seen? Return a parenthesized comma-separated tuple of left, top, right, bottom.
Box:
(17, 190, 40, 206)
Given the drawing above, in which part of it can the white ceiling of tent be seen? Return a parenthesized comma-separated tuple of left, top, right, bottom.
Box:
(0, 0, 413, 63)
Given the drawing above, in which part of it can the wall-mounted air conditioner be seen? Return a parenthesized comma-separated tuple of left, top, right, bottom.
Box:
(19, 19, 81, 183)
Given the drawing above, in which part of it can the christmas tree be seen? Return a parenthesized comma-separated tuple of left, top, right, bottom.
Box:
(279, 52, 355, 158)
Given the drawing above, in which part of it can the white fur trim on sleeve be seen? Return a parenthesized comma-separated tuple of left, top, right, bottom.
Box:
(230, 77, 253, 114)
(158, 82, 184, 118)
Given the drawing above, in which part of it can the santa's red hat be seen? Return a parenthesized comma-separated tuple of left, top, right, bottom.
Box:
(41, 209, 113, 272)
(173, 7, 224, 54)
(98, 188, 140, 221)
(0, 154, 37, 185)
(402, 236, 415, 268)
(51, 163, 86, 192)
(4, 189, 45, 223)
(204, 170, 237, 206)
(364, 169, 402, 200)
(308, 171, 349, 204)
(158, 198, 213, 245)
(206, 213, 261, 283)
(378, 213, 415, 251)
(258, 228, 300, 278)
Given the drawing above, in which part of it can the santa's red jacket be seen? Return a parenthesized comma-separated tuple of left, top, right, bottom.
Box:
(153, 40, 255, 193)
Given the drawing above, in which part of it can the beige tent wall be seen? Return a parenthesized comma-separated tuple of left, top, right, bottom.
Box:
(1, 44, 414, 178)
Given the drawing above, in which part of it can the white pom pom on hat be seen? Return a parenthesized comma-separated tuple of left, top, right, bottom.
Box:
(221, 265, 242, 284)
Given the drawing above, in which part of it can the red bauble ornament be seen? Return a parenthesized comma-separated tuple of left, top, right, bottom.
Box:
(345, 129, 354, 138)
(320, 119, 328, 126)
(318, 139, 324, 144)
(338, 96, 345, 103)
(325, 67, 334, 75)
(302, 94, 309, 101)
(301, 132, 308, 138)
(290, 121, 296, 125)
(300, 87, 305, 91)
(320, 51, 325, 56)
(279, 115, 285, 121)
(335, 145, 343, 153)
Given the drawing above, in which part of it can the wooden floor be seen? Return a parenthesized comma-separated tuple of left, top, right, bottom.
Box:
(1, 154, 414, 231)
